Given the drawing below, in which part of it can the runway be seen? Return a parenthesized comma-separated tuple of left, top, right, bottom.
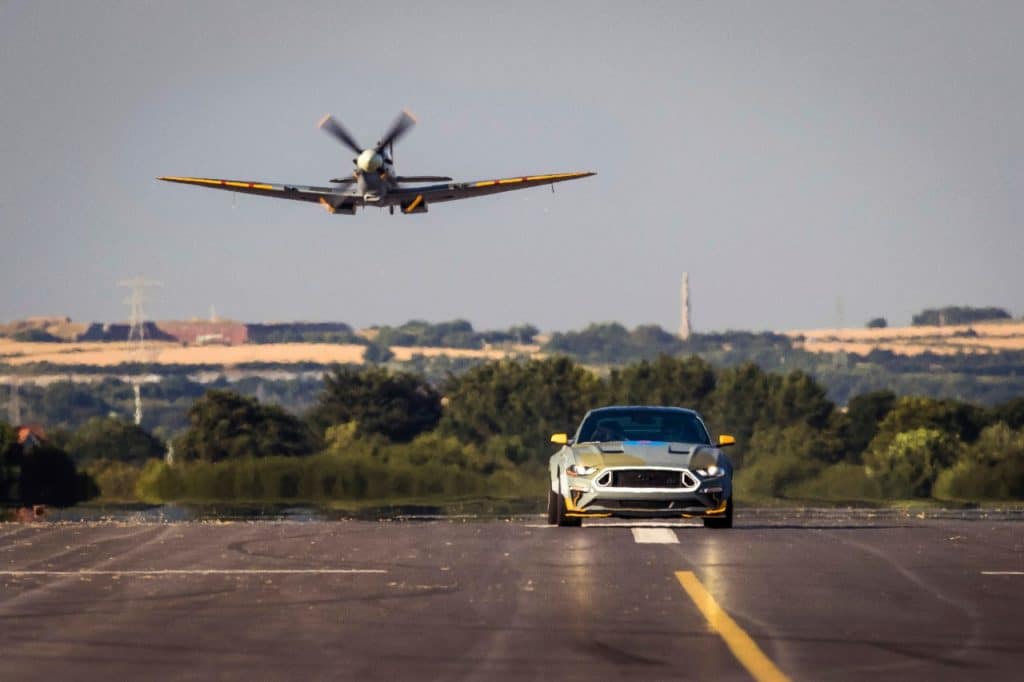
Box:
(1, 510, 1022, 681)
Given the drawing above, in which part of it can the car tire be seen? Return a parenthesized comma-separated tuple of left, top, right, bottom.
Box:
(546, 486, 558, 525)
(554, 477, 582, 528)
(703, 497, 733, 529)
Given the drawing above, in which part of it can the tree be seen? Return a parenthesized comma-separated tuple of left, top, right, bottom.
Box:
(309, 366, 442, 442)
(735, 423, 845, 497)
(18, 444, 83, 506)
(912, 306, 1011, 326)
(0, 422, 21, 503)
(864, 428, 962, 498)
(842, 390, 897, 461)
(991, 397, 1024, 430)
(543, 322, 684, 364)
(934, 423, 1024, 500)
(66, 417, 165, 466)
(605, 355, 716, 414)
(32, 381, 115, 430)
(866, 317, 888, 329)
(177, 389, 317, 462)
(869, 396, 989, 454)
(441, 357, 601, 464)
(771, 370, 834, 429)
(707, 363, 777, 463)
(362, 341, 395, 364)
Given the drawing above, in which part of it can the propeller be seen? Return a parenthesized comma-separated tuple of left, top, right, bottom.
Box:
(318, 110, 418, 176)
(375, 110, 417, 154)
(317, 115, 363, 156)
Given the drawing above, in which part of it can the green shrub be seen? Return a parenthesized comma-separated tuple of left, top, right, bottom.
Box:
(735, 454, 822, 498)
(786, 463, 883, 501)
(83, 461, 144, 501)
(933, 423, 1024, 500)
(864, 428, 962, 498)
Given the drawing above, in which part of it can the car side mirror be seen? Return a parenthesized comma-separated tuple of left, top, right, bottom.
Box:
(718, 434, 736, 447)
(550, 433, 569, 445)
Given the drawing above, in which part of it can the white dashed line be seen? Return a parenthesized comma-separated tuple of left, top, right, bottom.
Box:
(0, 569, 386, 576)
(980, 571, 1024, 575)
(631, 528, 679, 544)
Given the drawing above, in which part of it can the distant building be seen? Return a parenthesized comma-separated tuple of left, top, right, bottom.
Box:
(157, 321, 248, 345)
(16, 424, 47, 452)
(78, 322, 175, 342)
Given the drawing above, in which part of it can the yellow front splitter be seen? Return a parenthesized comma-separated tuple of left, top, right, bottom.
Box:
(566, 498, 729, 519)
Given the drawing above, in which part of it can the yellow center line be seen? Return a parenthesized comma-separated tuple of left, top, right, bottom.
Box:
(675, 571, 790, 682)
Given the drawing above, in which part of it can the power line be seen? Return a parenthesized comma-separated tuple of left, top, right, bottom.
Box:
(117, 276, 162, 425)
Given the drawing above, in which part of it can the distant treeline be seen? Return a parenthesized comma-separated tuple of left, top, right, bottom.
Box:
(4, 355, 1023, 509)
(912, 306, 1011, 326)
(246, 322, 363, 345)
(369, 319, 538, 349)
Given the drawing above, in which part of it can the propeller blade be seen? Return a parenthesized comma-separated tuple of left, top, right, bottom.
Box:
(318, 115, 363, 155)
(375, 110, 417, 153)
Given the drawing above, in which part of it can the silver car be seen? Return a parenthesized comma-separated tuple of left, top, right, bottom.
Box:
(547, 406, 735, 528)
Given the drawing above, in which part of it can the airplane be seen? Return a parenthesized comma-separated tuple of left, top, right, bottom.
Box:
(159, 111, 595, 215)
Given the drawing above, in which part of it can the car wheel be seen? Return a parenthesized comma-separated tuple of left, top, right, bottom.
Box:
(546, 486, 558, 525)
(554, 477, 582, 528)
(703, 497, 733, 529)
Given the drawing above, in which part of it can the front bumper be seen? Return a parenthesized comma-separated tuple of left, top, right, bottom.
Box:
(564, 477, 731, 519)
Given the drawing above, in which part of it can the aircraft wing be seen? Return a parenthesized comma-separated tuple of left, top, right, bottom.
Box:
(158, 176, 356, 206)
(391, 171, 595, 208)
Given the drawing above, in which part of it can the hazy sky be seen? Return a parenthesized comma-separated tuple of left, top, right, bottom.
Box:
(1, 1, 1021, 333)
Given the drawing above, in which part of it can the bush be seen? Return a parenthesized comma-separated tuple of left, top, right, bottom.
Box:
(733, 423, 840, 497)
(786, 463, 883, 501)
(18, 445, 84, 506)
(134, 430, 534, 503)
(83, 461, 145, 500)
(735, 454, 821, 498)
(933, 423, 1024, 500)
(869, 396, 989, 453)
(864, 428, 962, 498)
(66, 417, 165, 466)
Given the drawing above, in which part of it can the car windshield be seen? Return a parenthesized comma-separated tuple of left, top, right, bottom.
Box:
(576, 409, 710, 445)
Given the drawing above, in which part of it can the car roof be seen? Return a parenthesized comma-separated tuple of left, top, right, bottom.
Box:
(585, 405, 701, 417)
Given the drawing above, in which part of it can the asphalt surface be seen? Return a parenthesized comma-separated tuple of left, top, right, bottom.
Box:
(1, 510, 1022, 681)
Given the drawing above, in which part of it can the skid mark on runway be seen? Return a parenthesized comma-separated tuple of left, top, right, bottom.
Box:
(675, 571, 790, 682)
(0, 569, 386, 576)
(826, 530, 984, 672)
(589, 639, 665, 666)
(632, 528, 679, 544)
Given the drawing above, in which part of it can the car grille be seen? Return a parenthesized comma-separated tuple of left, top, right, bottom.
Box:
(607, 469, 694, 488)
(609, 500, 675, 510)
(600, 500, 707, 511)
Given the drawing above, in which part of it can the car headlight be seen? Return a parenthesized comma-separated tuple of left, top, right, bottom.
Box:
(696, 464, 723, 477)
(566, 463, 598, 477)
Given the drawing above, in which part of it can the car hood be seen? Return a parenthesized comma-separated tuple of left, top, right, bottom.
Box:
(571, 441, 714, 468)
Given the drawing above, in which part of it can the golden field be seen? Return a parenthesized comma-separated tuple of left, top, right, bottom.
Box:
(0, 339, 537, 367)
(786, 320, 1024, 356)
(0, 320, 1020, 368)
